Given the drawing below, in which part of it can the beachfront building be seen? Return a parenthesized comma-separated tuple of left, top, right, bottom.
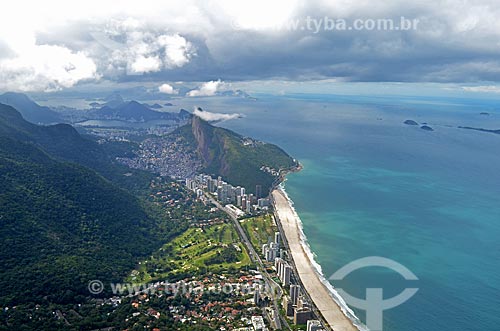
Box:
(306, 320, 324, 331)
(282, 265, 291, 286)
(262, 242, 279, 262)
(297, 298, 311, 310)
(275, 258, 292, 286)
(290, 284, 300, 305)
(257, 198, 270, 208)
(274, 231, 281, 246)
(274, 257, 281, 268)
(276, 258, 284, 278)
(282, 296, 294, 316)
(294, 307, 313, 325)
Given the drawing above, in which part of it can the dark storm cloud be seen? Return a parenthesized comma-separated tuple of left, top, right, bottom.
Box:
(2, 0, 500, 92)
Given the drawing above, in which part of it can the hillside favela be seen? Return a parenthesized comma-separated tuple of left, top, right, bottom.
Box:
(1, 2, 500, 331)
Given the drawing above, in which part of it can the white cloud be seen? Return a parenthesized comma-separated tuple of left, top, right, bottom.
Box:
(98, 25, 197, 76)
(462, 85, 500, 93)
(158, 83, 179, 94)
(187, 80, 223, 97)
(0, 44, 97, 92)
(158, 34, 196, 68)
(193, 108, 241, 121)
(130, 55, 162, 74)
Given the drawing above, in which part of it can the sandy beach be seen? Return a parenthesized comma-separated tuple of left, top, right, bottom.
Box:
(272, 188, 358, 331)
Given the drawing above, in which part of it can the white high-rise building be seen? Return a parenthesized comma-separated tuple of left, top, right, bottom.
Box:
(265, 247, 276, 262)
(283, 265, 291, 286)
(262, 244, 268, 256)
(275, 257, 283, 271)
(290, 284, 300, 305)
(276, 259, 292, 286)
(274, 231, 281, 245)
(262, 242, 279, 262)
(307, 320, 323, 331)
(235, 186, 245, 196)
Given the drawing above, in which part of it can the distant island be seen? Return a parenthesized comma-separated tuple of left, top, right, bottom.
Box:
(421, 125, 434, 131)
(404, 119, 419, 126)
(459, 126, 500, 135)
(404, 120, 434, 131)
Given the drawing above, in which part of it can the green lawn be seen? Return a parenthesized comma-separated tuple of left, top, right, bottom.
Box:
(128, 223, 252, 282)
(240, 214, 278, 251)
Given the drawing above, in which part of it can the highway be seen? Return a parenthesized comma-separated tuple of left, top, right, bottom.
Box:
(204, 192, 289, 330)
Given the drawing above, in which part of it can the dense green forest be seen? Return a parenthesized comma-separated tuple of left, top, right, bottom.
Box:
(0, 105, 188, 307)
(0, 136, 165, 305)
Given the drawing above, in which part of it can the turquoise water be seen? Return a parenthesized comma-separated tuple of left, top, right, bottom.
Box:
(179, 94, 500, 330)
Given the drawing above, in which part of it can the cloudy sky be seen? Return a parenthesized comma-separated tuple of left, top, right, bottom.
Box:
(1, 0, 500, 93)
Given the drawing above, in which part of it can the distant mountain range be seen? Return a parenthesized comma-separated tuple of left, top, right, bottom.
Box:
(0, 92, 193, 125)
(92, 100, 180, 121)
(0, 87, 255, 125)
(0, 102, 152, 188)
(0, 91, 254, 127)
(0, 92, 61, 124)
(217, 89, 257, 100)
(86, 94, 192, 122)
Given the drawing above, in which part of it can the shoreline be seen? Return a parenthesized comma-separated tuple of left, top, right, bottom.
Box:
(271, 186, 364, 331)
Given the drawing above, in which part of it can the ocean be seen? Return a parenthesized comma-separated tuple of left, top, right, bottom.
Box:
(177, 93, 500, 331)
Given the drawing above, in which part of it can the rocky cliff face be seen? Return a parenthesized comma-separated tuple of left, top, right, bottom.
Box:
(177, 115, 297, 194)
(191, 115, 215, 166)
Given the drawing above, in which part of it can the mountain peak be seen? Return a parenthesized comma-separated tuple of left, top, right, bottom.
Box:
(0, 92, 61, 124)
(0, 102, 26, 121)
(175, 116, 296, 194)
(1, 91, 33, 102)
(179, 108, 192, 119)
(102, 93, 125, 108)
